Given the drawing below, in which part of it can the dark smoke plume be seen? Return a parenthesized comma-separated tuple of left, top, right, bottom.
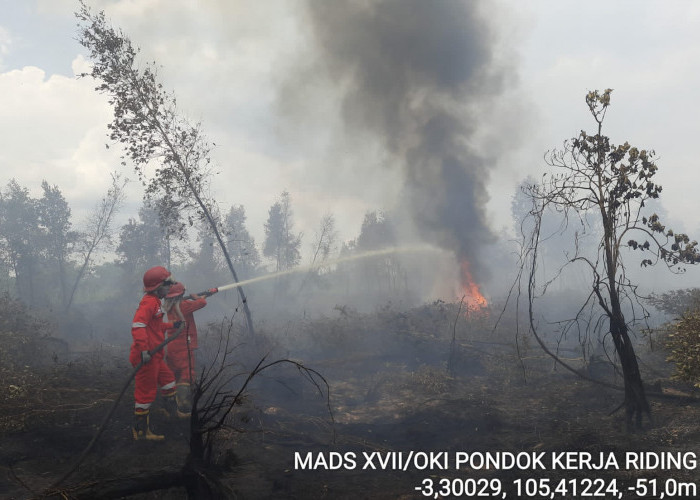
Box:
(294, 0, 508, 285)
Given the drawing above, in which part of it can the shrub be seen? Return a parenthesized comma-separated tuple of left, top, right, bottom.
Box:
(665, 310, 700, 387)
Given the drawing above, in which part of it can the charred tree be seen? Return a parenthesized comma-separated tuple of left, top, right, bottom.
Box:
(520, 90, 699, 432)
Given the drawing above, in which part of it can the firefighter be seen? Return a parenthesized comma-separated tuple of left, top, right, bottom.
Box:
(130, 266, 185, 441)
(163, 282, 217, 416)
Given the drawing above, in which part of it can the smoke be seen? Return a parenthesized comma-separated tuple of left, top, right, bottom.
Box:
(282, 0, 511, 284)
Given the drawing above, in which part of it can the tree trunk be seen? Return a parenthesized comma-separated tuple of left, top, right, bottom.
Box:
(608, 295, 650, 432)
(185, 176, 256, 339)
(58, 251, 68, 309)
(65, 252, 91, 312)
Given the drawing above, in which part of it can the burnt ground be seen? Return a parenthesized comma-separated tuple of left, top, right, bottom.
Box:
(1, 303, 700, 499)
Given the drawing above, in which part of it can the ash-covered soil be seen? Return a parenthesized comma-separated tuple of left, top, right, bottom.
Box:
(1, 302, 699, 499)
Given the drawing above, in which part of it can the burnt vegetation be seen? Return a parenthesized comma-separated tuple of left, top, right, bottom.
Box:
(2, 4, 700, 499)
(1, 288, 700, 498)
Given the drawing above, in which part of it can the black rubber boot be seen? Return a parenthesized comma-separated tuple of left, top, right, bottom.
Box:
(176, 383, 192, 415)
(163, 393, 189, 419)
(132, 410, 164, 441)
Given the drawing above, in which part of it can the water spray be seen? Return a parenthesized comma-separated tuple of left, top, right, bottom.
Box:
(209, 244, 438, 293)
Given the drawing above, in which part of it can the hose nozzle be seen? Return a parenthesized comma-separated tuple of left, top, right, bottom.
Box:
(185, 288, 218, 300)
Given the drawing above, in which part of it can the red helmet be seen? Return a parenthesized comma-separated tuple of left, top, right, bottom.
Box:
(166, 282, 185, 298)
(143, 266, 172, 292)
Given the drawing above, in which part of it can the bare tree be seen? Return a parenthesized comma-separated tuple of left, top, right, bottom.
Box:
(519, 90, 699, 431)
(65, 172, 126, 311)
(76, 2, 255, 336)
(299, 213, 337, 293)
(310, 213, 337, 269)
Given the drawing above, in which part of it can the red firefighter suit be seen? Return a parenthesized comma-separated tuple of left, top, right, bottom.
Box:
(165, 296, 206, 384)
(130, 293, 177, 410)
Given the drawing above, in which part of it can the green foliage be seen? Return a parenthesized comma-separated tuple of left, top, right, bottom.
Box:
(38, 180, 76, 301)
(0, 181, 41, 300)
(117, 204, 173, 272)
(0, 180, 77, 306)
(665, 310, 700, 387)
(0, 174, 125, 311)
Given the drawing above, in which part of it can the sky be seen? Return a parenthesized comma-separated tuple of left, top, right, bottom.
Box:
(2, 0, 700, 293)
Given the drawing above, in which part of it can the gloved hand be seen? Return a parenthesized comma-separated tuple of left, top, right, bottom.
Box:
(173, 320, 185, 330)
(141, 350, 152, 364)
(208, 288, 218, 295)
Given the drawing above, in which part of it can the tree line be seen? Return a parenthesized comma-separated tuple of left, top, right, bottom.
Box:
(0, 178, 410, 315)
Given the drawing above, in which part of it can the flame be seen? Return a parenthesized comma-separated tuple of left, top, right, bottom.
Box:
(459, 260, 488, 308)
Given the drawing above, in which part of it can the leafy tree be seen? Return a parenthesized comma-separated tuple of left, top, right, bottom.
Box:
(665, 308, 700, 387)
(649, 288, 700, 377)
(0, 180, 80, 308)
(339, 211, 405, 300)
(0, 180, 42, 303)
(117, 203, 172, 286)
(356, 210, 394, 251)
(223, 205, 260, 280)
(263, 191, 301, 272)
(146, 196, 187, 269)
(37, 180, 77, 307)
(76, 2, 255, 336)
(520, 90, 699, 431)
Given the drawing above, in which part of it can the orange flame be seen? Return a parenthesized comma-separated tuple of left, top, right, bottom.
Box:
(459, 260, 488, 308)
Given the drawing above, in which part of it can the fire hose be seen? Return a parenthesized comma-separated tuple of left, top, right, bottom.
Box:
(47, 304, 187, 492)
(183, 288, 218, 300)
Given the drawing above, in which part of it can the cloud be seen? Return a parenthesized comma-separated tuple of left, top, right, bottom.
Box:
(3, 0, 700, 300)
(0, 57, 120, 218)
